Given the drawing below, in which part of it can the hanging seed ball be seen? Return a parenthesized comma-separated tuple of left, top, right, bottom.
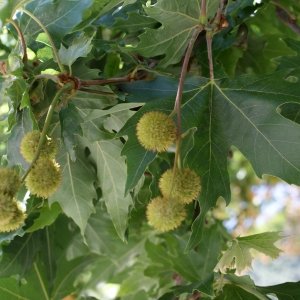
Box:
(0, 194, 18, 225)
(25, 158, 62, 198)
(136, 111, 177, 152)
(159, 167, 201, 204)
(20, 130, 58, 162)
(0, 168, 21, 197)
(146, 196, 186, 232)
(0, 204, 26, 232)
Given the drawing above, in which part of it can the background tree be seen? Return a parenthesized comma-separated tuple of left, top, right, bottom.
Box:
(0, 0, 300, 299)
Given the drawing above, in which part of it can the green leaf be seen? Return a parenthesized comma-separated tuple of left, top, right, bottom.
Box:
(276, 38, 300, 70)
(0, 231, 41, 279)
(214, 232, 284, 275)
(256, 281, 300, 300)
(84, 202, 122, 256)
(0, 260, 49, 300)
(5, 78, 29, 130)
(223, 274, 270, 300)
(51, 255, 99, 300)
(7, 107, 38, 170)
(172, 273, 215, 297)
(26, 202, 62, 233)
(87, 138, 133, 241)
(112, 12, 158, 33)
(19, 0, 93, 47)
(146, 224, 221, 282)
(72, 85, 118, 111)
(133, 0, 219, 68)
(59, 101, 84, 161)
(49, 138, 97, 236)
(0, 0, 33, 29)
(215, 284, 266, 300)
(118, 265, 157, 296)
(121, 290, 149, 300)
(58, 33, 94, 71)
(79, 103, 140, 143)
(100, 0, 138, 17)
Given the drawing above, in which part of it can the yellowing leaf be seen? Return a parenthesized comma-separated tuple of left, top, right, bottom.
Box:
(214, 232, 285, 275)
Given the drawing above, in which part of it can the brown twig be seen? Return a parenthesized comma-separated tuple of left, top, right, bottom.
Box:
(80, 76, 134, 86)
(275, 6, 300, 36)
(167, 26, 202, 197)
(8, 19, 27, 64)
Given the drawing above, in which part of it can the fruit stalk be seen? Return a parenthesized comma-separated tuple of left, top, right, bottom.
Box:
(21, 83, 73, 182)
(20, 8, 66, 73)
(169, 26, 202, 196)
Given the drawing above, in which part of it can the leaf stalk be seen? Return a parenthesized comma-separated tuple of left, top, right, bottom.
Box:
(8, 19, 27, 64)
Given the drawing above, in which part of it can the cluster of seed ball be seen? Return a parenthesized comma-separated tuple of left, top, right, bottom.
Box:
(136, 111, 201, 232)
(0, 168, 26, 232)
(21, 130, 62, 198)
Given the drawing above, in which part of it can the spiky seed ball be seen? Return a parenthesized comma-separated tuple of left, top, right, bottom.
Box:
(146, 196, 186, 232)
(0, 168, 21, 197)
(0, 194, 18, 225)
(20, 130, 58, 162)
(0, 203, 26, 232)
(25, 158, 62, 198)
(136, 111, 177, 152)
(159, 168, 201, 204)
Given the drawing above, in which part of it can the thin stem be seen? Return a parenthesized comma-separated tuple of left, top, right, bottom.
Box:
(271, 0, 296, 19)
(200, 0, 207, 25)
(206, 30, 214, 81)
(168, 26, 202, 197)
(21, 83, 73, 182)
(9, 19, 27, 63)
(80, 76, 132, 86)
(217, 273, 224, 294)
(20, 8, 66, 73)
(275, 6, 300, 36)
(214, 0, 225, 26)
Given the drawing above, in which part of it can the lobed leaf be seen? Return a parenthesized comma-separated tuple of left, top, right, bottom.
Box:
(214, 232, 284, 274)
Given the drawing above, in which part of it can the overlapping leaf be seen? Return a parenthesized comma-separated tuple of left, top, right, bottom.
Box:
(257, 281, 300, 300)
(133, 0, 219, 68)
(119, 68, 300, 251)
(86, 138, 133, 241)
(19, 0, 93, 47)
(49, 138, 97, 236)
(0, 0, 33, 29)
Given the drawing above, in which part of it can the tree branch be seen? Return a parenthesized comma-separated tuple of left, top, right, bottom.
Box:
(275, 6, 300, 36)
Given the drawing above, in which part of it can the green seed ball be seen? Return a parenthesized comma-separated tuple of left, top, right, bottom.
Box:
(20, 130, 58, 162)
(159, 168, 201, 204)
(0, 168, 21, 197)
(136, 111, 177, 152)
(25, 158, 62, 198)
(0, 194, 18, 225)
(0, 201, 26, 232)
(146, 196, 186, 232)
